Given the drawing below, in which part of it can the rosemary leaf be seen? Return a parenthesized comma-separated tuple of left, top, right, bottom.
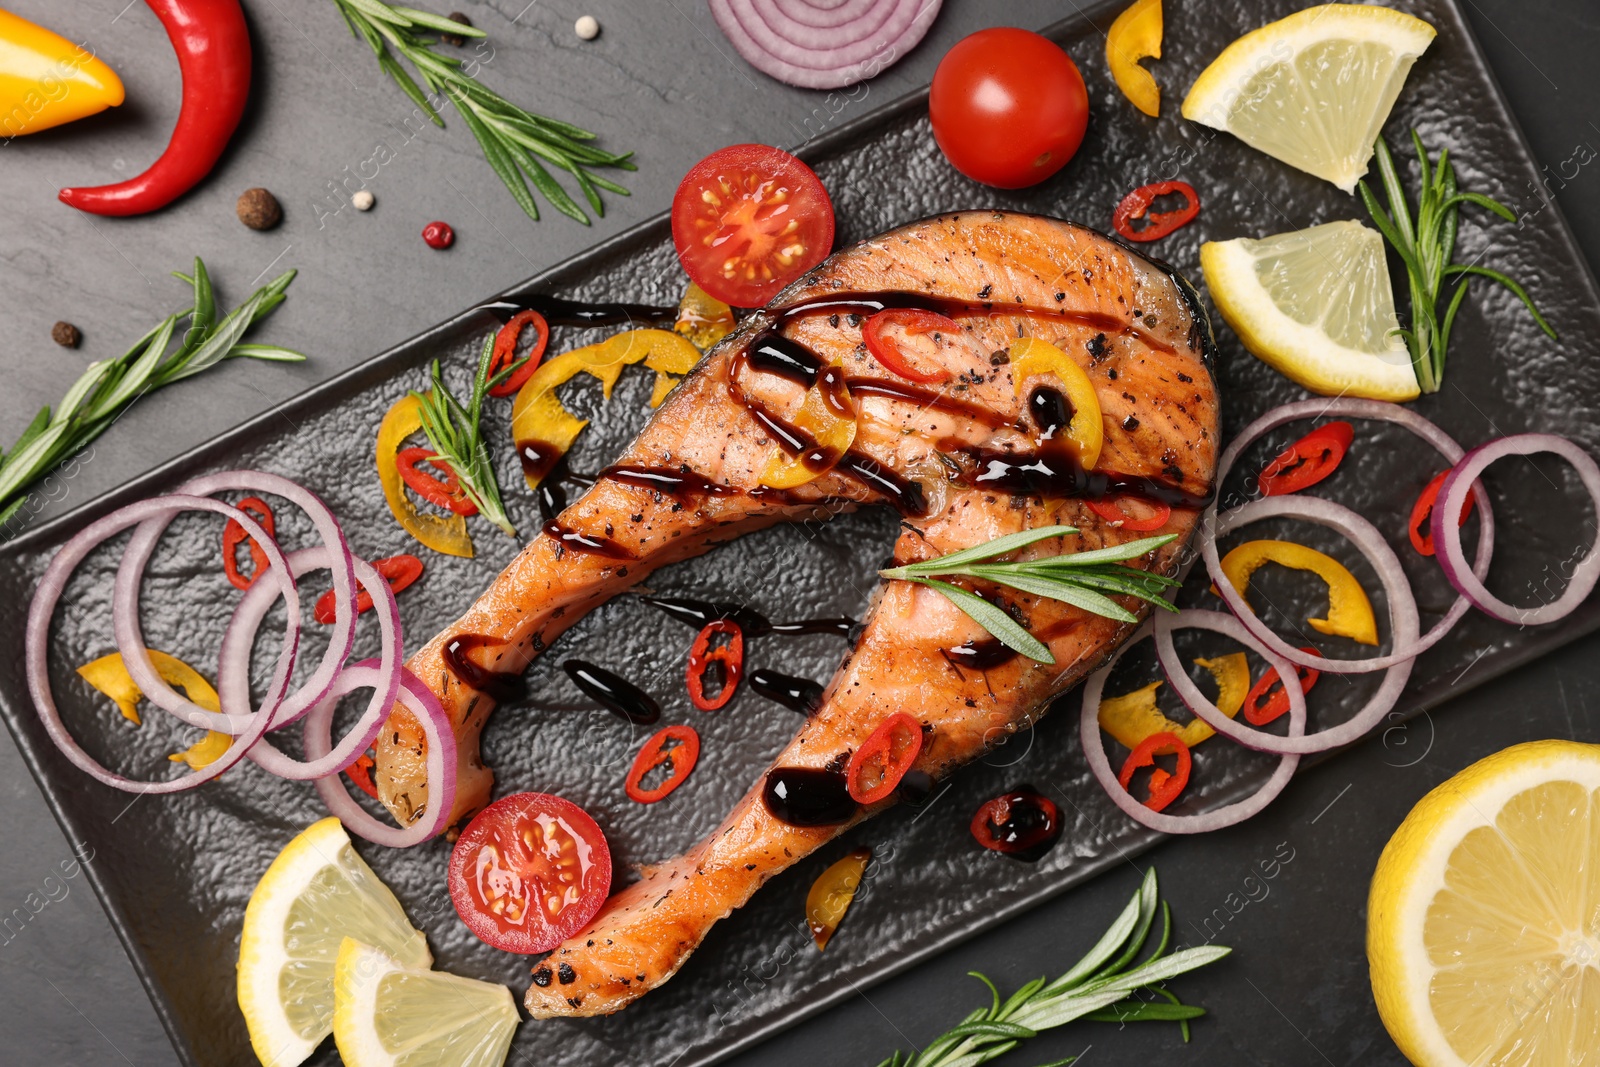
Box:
(408, 339, 517, 538)
(912, 578, 1053, 664)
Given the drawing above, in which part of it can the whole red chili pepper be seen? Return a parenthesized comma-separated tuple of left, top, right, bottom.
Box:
(58, 0, 251, 216)
(1111, 180, 1201, 243)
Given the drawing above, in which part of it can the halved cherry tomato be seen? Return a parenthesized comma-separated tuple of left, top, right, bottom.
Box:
(970, 789, 1062, 860)
(624, 724, 701, 804)
(1112, 180, 1200, 242)
(313, 554, 424, 625)
(343, 752, 378, 799)
(687, 620, 744, 711)
(447, 792, 612, 955)
(670, 144, 835, 308)
(395, 446, 478, 516)
(221, 496, 275, 591)
(845, 713, 925, 805)
(860, 309, 959, 383)
(488, 309, 550, 398)
(1243, 647, 1323, 726)
(1408, 471, 1477, 557)
(1117, 730, 1191, 812)
(1086, 496, 1171, 531)
(1257, 421, 1354, 497)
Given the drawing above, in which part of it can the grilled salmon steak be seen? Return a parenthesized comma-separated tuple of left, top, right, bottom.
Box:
(372, 211, 1219, 1016)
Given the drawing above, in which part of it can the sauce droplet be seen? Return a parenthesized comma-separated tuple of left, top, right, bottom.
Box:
(563, 660, 661, 724)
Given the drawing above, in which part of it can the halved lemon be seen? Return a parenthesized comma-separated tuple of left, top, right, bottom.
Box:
(1201, 220, 1418, 401)
(1182, 4, 1436, 191)
(333, 938, 519, 1067)
(238, 818, 431, 1067)
(1369, 740, 1600, 1066)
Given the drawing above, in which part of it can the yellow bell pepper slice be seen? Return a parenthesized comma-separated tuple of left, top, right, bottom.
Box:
(510, 329, 702, 490)
(377, 393, 475, 559)
(0, 11, 124, 137)
(1106, 0, 1163, 118)
(1219, 539, 1379, 645)
(1097, 651, 1248, 749)
(675, 283, 735, 352)
(759, 365, 858, 489)
(1010, 337, 1104, 469)
(806, 847, 871, 951)
(76, 650, 230, 770)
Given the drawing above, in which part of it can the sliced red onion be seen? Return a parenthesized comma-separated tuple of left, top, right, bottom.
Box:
(305, 662, 456, 846)
(1080, 621, 1305, 833)
(112, 471, 358, 734)
(1434, 433, 1600, 625)
(26, 496, 297, 794)
(708, 0, 940, 89)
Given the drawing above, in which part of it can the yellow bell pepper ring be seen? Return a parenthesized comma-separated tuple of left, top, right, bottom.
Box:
(0, 10, 124, 137)
(1010, 337, 1104, 470)
(376, 393, 476, 559)
(1218, 539, 1379, 646)
(77, 649, 230, 769)
(1097, 651, 1248, 749)
(1106, 0, 1163, 118)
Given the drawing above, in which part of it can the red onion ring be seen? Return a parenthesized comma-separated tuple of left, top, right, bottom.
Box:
(708, 0, 941, 89)
(26, 496, 297, 793)
(1434, 433, 1600, 625)
(305, 662, 456, 846)
(1080, 620, 1305, 832)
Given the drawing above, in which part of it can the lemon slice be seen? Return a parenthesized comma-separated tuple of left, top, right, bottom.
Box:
(1368, 740, 1600, 1066)
(238, 818, 431, 1067)
(1182, 4, 1436, 191)
(333, 938, 519, 1067)
(1201, 220, 1418, 401)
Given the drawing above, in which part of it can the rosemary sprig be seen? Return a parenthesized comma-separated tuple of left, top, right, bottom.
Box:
(332, 0, 634, 224)
(1359, 131, 1556, 394)
(879, 526, 1180, 664)
(410, 338, 517, 537)
(0, 259, 300, 527)
(874, 868, 1229, 1067)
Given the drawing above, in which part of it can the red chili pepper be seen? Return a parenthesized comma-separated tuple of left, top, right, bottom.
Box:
(221, 496, 275, 591)
(313, 555, 424, 626)
(1408, 471, 1478, 557)
(1111, 180, 1201, 243)
(1086, 497, 1171, 531)
(970, 790, 1062, 856)
(686, 621, 744, 710)
(625, 725, 700, 803)
(487, 310, 551, 397)
(1257, 421, 1354, 497)
(395, 447, 479, 516)
(422, 221, 455, 249)
(1243, 647, 1322, 726)
(343, 753, 379, 799)
(861, 309, 959, 383)
(1117, 730, 1192, 812)
(845, 713, 925, 805)
(58, 1, 251, 216)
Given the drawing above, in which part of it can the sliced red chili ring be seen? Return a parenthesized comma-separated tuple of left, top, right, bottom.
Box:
(970, 790, 1062, 857)
(625, 724, 700, 804)
(313, 554, 425, 625)
(1408, 470, 1478, 556)
(1257, 421, 1354, 497)
(861, 309, 959, 384)
(396, 446, 479, 516)
(687, 620, 744, 711)
(1086, 496, 1171, 532)
(221, 496, 275, 591)
(1111, 180, 1200, 243)
(845, 713, 925, 805)
(487, 309, 550, 398)
(1243, 647, 1322, 726)
(1117, 730, 1192, 812)
(343, 752, 379, 799)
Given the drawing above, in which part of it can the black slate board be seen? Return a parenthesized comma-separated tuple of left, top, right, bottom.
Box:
(1, 2, 1597, 1065)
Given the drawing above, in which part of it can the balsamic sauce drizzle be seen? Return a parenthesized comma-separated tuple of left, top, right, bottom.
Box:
(562, 659, 661, 724)
(441, 634, 528, 703)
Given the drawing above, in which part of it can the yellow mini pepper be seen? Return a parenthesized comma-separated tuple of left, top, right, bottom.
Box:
(1011, 337, 1104, 469)
(1106, 0, 1163, 118)
(0, 10, 124, 137)
(76, 650, 230, 770)
(1219, 539, 1379, 645)
(1097, 652, 1249, 749)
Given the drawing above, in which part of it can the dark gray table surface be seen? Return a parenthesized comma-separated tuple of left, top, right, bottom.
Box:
(1, 0, 1597, 1063)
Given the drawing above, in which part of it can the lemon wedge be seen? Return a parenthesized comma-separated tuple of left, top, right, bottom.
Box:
(333, 938, 519, 1067)
(1182, 4, 1436, 191)
(238, 818, 431, 1067)
(1368, 740, 1600, 1066)
(1201, 220, 1418, 400)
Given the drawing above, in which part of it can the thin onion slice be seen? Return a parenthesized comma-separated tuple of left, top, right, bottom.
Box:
(26, 496, 297, 794)
(1080, 620, 1305, 833)
(708, 0, 941, 89)
(305, 662, 456, 846)
(1434, 433, 1600, 625)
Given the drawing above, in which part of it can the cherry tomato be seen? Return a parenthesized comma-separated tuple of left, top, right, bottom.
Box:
(313, 554, 424, 625)
(396, 447, 478, 516)
(624, 725, 700, 804)
(1086, 496, 1171, 532)
(1117, 731, 1191, 812)
(845, 713, 925, 805)
(487, 309, 550, 398)
(686, 620, 744, 711)
(671, 144, 835, 308)
(970, 789, 1062, 861)
(929, 28, 1090, 189)
(221, 496, 275, 591)
(1408, 471, 1477, 557)
(448, 792, 612, 955)
(1243, 646, 1322, 726)
(1257, 421, 1354, 497)
(861, 309, 959, 383)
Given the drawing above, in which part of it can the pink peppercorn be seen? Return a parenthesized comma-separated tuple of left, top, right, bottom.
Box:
(422, 221, 455, 249)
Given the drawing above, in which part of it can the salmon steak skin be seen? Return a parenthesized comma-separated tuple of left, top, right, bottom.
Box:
(370, 210, 1220, 1016)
